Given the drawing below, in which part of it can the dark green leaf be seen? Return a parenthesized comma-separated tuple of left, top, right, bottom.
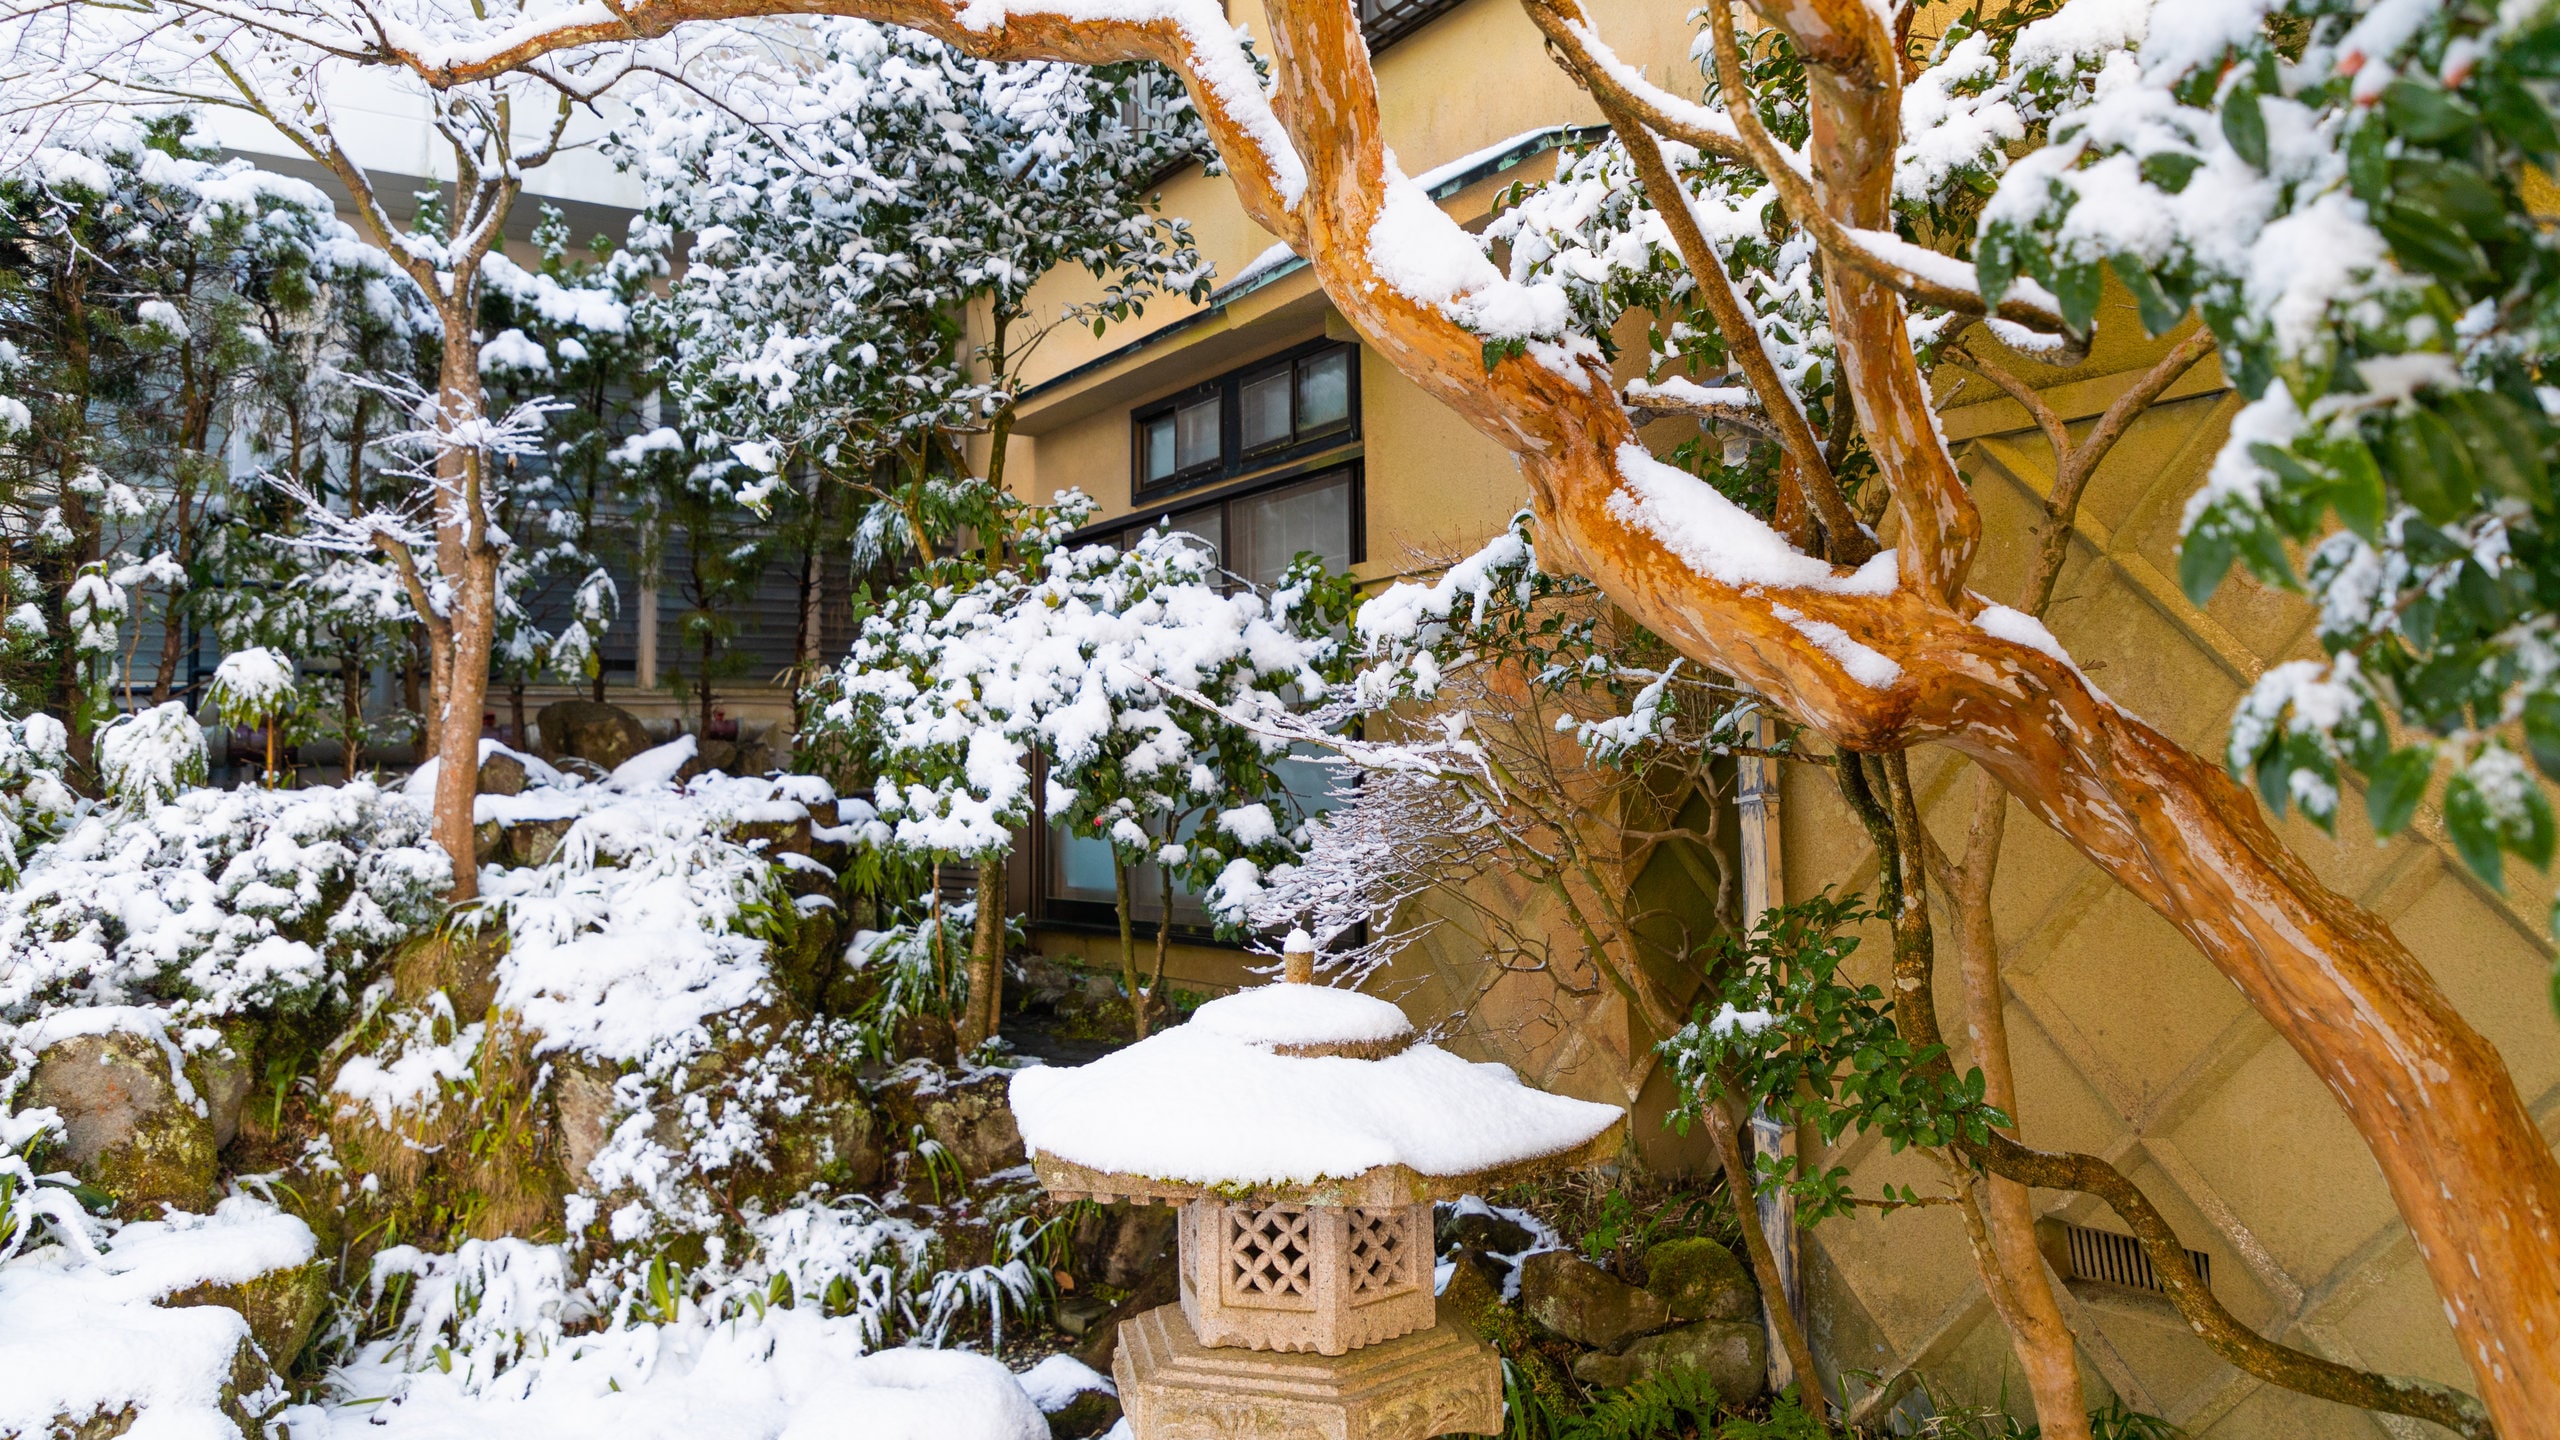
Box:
(2111, 253, 2184, 335)
(2446, 387, 2548, 502)
(2055, 258, 2102, 334)
(2366, 747, 2433, 837)
(2520, 788, 2556, 869)
(2385, 406, 2481, 522)
(2524, 692, 2560, 782)
(2509, 20, 2560, 76)
(2179, 523, 2238, 606)
(2140, 151, 2203, 193)
(2444, 774, 2508, 890)
(2222, 83, 2269, 170)
(2376, 197, 2494, 290)
(1975, 232, 2019, 307)
(2255, 740, 2293, 817)
(2382, 77, 2480, 145)
(2347, 119, 2390, 202)
(2479, 69, 2560, 163)
(2324, 436, 2388, 539)
(2392, 159, 2511, 242)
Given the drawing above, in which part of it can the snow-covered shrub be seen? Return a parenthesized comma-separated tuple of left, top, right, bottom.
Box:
(0, 779, 447, 1028)
(0, 711, 73, 882)
(95, 701, 209, 807)
(0, 1105, 89, 1265)
(363, 1238, 581, 1395)
(206, 648, 308, 783)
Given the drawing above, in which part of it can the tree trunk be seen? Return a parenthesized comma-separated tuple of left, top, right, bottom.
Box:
(1114, 859, 1145, 1040)
(1699, 1081, 1826, 1425)
(422, 318, 499, 905)
(1151, 863, 1174, 1029)
(958, 853, 1007, 1051)
(342, 639, 365, 782)
(1943, 781, 2089, 1440)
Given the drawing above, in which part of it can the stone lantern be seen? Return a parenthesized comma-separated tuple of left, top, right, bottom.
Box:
(1009, 933, 1623, 1440)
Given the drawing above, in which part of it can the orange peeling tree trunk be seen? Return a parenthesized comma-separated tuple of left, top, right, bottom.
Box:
(383, 0, 2560, 1428)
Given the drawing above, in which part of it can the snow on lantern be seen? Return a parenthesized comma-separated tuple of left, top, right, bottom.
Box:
(1009, 931, 1624, 1440)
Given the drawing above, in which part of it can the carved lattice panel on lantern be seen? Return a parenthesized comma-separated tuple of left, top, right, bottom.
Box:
(1179, 1199, 1438, 1354)
(1224, 1205, 1318, 1310)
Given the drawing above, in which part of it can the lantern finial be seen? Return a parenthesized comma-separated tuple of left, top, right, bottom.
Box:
(1282, 928, 1316, 985)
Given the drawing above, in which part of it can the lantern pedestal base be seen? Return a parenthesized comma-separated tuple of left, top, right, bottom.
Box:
(1112, 1298, 1501, 1440)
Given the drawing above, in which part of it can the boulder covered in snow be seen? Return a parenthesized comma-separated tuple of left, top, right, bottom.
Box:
(20, 1012, 218, 1217)
(0, 1198, 321, 1440)
(535, 699, 653, 773)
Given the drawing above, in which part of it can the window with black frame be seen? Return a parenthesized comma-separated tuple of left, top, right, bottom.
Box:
(1114, 466, 1362, 591)
(1132, 340, 1359, 501)
(1357, 0, 1469, 51)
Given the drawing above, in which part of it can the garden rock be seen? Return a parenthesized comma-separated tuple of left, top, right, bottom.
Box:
(1439, 1205, 1534, 1257)
(1643, 1237, 1758, 1322)
(476, 748, 529, 796)
(185, 1039, 254, 1152)
(881, 1065, 1026, 1178)
(1519, 1250, 1673, 1351)
(1071, 1200, 1177, 1290)
(555, 1062, 619, 1183)
(1570, 1318, 1767, 1402)
(508, 815, 577, 868)
(1045, 1389, 1121, 1440)
(537, 699, 653, 772)
(23, 1030, 217, 1216)
(1439, 1249, 1506, 1331)
(167, 1257, 329, 1364)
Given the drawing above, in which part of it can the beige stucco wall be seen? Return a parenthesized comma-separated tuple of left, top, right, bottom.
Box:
(991, 1, 2560, 1432)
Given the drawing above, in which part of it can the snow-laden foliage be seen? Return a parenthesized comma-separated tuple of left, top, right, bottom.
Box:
(0, 774, 445, 1034)
(0, 113, 412, 737)
(0, 711, 74, 882)
(205, 647, 303, 730)
(93, 701, 210, 807)
(0, 1106, 86, 1265)
(1966, 0, 2560, 900)
(292, 1220, 1046, 1440)
(1478, 46, 1864, 516)
(808, 496, 1355, 925)
(0, 1193, 317, 1440)
(613, 20, 1212, 507)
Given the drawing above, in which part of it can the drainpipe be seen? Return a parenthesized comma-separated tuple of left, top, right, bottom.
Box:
(1734, 708, 1803, 1392)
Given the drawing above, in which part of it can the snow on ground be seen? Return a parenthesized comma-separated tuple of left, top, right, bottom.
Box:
(0, 1197, 315, 1440)
(278, 1309, 1047, 1440)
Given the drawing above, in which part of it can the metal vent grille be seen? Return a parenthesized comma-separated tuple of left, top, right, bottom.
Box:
(2061, 1223, 2209, 1294)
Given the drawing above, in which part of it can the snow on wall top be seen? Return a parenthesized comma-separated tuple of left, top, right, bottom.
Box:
(1183, 983, 1414, 1049)
(1009, 1001, 1620, 1187)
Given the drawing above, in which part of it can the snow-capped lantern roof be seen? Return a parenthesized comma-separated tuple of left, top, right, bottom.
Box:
(1010, 932, 1623, 1207)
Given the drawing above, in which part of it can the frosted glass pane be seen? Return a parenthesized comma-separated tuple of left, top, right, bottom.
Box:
(1230, 473, 1354, 589)
(1176, 397, 1220, 470)
(1297, 350, 1350, 431)
(1242, 370, 1292, 449)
